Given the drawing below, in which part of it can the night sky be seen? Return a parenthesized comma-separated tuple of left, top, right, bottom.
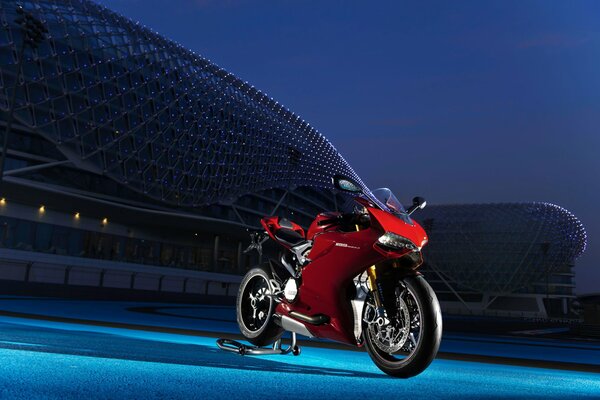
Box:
(94, 0, 599, 294)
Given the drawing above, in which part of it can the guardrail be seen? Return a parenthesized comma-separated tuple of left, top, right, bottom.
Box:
(0, 248, 241, 297)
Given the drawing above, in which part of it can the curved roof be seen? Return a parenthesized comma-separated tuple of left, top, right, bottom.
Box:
(416, 202, 587, 293)
(0, 0, 365, 206)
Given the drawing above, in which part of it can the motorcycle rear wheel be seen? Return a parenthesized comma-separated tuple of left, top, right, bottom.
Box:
(362, 275, 442, 378)
(236, 266, 284, 347)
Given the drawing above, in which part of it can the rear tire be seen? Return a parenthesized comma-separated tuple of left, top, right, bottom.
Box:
(363, 275, 442, 378)
(236, 266, 284, 347)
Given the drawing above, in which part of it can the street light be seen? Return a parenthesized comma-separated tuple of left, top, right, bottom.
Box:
(0, 5, 48, 194)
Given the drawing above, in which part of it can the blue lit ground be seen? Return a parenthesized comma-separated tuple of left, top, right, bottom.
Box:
(0, 297, 598, 399)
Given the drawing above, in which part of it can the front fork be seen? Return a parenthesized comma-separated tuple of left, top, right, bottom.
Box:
(356, 214, 387, 324)
(367, 265, 387, 323)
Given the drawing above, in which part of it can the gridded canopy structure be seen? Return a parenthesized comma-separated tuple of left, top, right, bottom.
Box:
(0, 0, 365, 207)
(416, 203, 587, 294)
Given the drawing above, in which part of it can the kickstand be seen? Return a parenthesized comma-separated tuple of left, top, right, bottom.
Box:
(216, 332, 301, 356)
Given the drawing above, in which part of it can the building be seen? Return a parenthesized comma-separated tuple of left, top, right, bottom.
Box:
(416, 203, 587, 319)
(0, 1, 588, 318)
(0, 0, 364, 297)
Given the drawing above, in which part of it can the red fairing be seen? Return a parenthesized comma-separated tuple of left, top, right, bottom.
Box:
(274, 199, 429, 346)
(277, 226, 383, 344)
(367, 207, 428, 250)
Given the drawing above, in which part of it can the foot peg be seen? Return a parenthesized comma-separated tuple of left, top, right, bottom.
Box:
(216, 332, 301, 356)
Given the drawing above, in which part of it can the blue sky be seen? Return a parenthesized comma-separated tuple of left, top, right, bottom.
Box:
(95, 0, 600, 294)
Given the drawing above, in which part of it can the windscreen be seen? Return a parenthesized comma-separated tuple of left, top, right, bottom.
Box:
(372, 188, 407, 215)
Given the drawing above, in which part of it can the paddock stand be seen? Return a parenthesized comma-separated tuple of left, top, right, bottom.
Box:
(216, 332, 301, 356)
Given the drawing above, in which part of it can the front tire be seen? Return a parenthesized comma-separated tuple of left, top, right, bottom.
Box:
(363, 275, 442, 378)
(236, 266, 283, 347)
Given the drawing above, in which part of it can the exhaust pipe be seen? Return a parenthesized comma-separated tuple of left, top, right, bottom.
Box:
(274, 314, 314, 338)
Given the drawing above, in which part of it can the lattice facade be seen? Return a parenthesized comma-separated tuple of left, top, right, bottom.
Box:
(0, 0, 365, 208)
(416, 203, 587, 294)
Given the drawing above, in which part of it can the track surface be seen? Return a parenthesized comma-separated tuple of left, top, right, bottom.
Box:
(0, 297, 598, 399)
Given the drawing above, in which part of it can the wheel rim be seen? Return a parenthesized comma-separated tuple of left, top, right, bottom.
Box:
(363, 281, 423, 361)
(240, 274, 271, 333)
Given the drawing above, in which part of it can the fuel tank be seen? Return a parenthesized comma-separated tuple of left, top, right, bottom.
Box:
(306, 211, 343, 240)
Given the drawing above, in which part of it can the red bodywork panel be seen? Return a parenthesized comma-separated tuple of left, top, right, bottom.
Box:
(261, 216, 305, 249)
(306, 211, 343, 240)
(368, 207, 428, 250)
(274, 199, 428, 346)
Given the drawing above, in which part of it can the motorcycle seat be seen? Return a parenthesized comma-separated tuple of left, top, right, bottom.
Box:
(274, 218, 306, 246)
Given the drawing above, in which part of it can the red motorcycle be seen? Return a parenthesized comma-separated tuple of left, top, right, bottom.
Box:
(218, 176, 442, 378)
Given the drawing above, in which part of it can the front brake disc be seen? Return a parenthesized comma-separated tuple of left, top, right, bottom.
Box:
(368, 296, 410, 353)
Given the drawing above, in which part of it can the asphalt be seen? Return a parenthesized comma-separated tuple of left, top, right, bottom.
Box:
(0, 297, 598, 399)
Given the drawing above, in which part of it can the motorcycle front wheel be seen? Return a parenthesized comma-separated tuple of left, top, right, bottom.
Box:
(236, 266, 284, 347)
(362, 275, 442, 378)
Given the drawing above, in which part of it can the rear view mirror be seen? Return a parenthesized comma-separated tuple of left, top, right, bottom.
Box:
(332, 175, 362, 193)
(407, 196, 426, 215)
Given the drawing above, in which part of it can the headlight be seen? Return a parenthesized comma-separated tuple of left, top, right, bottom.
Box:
(377, 232, 418, 251)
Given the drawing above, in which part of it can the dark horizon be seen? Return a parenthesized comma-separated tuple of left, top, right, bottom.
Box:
(95, 0, 599, 294)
